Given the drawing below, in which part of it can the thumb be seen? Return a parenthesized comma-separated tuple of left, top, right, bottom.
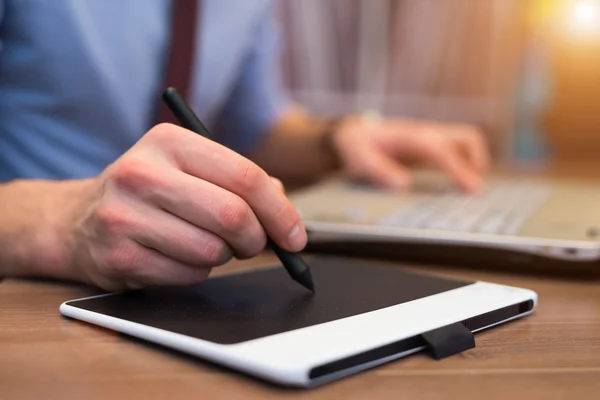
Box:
(350, 146, 412, 190)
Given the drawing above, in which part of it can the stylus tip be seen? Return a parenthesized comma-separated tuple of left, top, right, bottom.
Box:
(296, 269, 315, 293)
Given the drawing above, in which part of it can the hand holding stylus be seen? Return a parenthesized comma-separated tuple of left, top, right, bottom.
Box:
(162, 87, 314, 292)
(48, 108, 308, 291)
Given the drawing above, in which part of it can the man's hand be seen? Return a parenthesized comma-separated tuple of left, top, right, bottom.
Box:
(5, 124, 306, 291)
(330, 115, 490, 193)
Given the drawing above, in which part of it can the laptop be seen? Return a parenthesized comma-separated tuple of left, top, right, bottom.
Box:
(288, 170, 600, 277)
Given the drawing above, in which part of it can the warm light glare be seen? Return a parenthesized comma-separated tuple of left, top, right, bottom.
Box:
(567, 0, 600, 35)
(573, 0, 600, 24)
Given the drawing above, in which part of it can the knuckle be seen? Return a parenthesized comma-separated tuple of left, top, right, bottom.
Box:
(201, 238, 231, 265)
(463, 126, 484, 140)
(346, 154, 372, 177)
(94, 201, 131, 235)
(422, 143, 443, 159)
(233, 159, 266, 194)
(104, 243, 142, 275)
(145, 123, 177, 145)
(110, 157, 147, 187)
(219, 198, 251, 231)
(110, 157, 164, 192)
(237, 231, 267, 260)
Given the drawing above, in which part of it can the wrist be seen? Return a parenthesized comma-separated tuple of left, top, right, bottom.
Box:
(44, 179, 97, 284)
(1, 179, 94, 283)
(321, 110, 383, 168)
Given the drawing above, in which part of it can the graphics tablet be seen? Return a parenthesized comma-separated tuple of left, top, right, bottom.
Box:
(59, 256, 537, 387)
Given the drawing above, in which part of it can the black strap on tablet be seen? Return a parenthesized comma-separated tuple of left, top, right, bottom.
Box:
(420, 322, 475, 360)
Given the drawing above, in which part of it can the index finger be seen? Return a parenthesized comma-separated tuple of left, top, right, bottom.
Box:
(155, 124, 307, 252)
(425, 144, 482, 193)
(452, 127, 490, 172)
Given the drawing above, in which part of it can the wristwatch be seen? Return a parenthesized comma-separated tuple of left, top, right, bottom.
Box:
(359, 109, 383, 127)
(320, 116, 344, 168)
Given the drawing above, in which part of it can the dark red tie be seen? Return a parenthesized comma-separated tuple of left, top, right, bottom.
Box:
(157, 0, 200, 125)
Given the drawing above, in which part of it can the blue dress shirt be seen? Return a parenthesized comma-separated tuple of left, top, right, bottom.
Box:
(0, 0, 289, 180)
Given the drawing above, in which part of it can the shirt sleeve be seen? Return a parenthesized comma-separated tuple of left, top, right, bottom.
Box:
(213, 2, 291, 155)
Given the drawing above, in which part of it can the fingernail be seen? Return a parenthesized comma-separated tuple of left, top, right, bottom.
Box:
(288, 223, 307, 251)
(269, 177, 286, 194)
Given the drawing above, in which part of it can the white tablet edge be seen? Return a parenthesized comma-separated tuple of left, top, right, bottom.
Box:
(60, 281, 537, 387)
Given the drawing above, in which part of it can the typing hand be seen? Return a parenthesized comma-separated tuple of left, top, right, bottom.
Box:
(65, 124, 305, 291)
(330, 114, 490, 193)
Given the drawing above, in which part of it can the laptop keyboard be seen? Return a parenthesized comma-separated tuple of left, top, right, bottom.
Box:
(372, 182, 548, 235)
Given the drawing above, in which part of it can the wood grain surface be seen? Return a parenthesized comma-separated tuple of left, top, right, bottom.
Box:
(2, 254, 600, 400)
(2, 161, 600, 399)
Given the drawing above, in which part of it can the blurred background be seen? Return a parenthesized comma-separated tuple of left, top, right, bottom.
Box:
(275, 0, 600, 165)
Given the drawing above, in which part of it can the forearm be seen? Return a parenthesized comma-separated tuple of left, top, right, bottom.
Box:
(0, 179, 90, 281)
(248, 106, 341, 185)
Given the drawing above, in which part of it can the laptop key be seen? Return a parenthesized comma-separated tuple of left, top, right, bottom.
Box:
(475, 215, 506, 234)
(371, 181, 548, 236)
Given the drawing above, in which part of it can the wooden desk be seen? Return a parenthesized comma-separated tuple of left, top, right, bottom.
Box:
(3, 161, 600, 399)
(2, 253, 600, 400)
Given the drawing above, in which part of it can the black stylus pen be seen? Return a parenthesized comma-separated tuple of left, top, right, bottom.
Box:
(162, 87, 315, 293)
